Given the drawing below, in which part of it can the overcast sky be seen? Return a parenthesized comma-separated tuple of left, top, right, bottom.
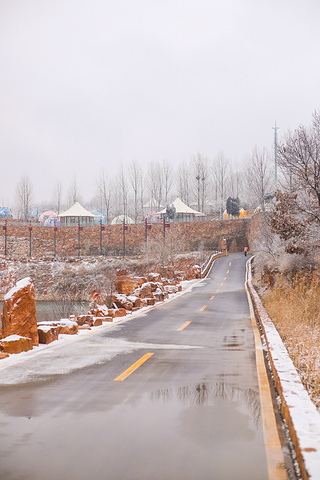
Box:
(1, 0, 320, 207)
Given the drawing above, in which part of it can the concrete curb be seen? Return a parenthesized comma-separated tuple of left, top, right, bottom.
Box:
(200, 251, 226, 277)
(247, 258, 320, 480)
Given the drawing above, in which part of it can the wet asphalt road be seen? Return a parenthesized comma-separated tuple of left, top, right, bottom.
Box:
(0, 253, 287, 480)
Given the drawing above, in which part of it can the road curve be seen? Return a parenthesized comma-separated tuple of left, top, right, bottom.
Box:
(0, 253, 294, 480)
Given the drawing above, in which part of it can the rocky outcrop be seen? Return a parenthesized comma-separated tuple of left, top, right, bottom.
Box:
(1, 277, 39, 346)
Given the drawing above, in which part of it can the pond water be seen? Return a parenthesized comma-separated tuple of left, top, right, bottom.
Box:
(0, 301, 89, 326)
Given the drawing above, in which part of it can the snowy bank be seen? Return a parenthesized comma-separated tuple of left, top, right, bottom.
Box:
(247, 257, 320, 480)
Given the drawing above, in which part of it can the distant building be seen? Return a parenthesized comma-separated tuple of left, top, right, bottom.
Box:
(155, 197, 205, 222)
(58, 202, 96, 226)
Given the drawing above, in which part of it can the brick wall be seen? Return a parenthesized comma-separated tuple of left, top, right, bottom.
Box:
(0, 219, 250, 259)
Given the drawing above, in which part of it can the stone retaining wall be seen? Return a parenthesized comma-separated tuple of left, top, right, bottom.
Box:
(0, 219, 250, 258)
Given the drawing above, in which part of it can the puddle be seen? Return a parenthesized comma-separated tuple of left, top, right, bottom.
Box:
(0, 382, 268, 480)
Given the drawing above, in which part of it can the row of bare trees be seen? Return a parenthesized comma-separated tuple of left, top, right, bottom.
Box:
(14, 147, 276, 222)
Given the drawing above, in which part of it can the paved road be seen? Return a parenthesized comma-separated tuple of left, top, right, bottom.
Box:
(0, 253, 293, 480)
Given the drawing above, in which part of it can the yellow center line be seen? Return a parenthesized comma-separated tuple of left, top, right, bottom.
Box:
(200, 305, 207, 311)
(177, 321, 192, 331)
(220, 282, 224, 286)
(216, 289, 220, 293)
(210, 295, 215, 300)
(229, 262, 231, 266)
(224, 277, 227, 280)
(114, 353, 154, 382)
(227, 270, 229, 274)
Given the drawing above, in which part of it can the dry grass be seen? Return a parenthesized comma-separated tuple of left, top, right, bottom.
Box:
(258, 275, 320, 408)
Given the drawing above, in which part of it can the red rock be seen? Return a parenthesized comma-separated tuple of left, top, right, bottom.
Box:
(114, 309, 127, 317)
(76, 315, 93, 326)
(78, 325, 91, 330)
(115, 275, 139, 295)
(38, 325, 59, 344)
(0, 352, 10, 360)
(0, 335, 33, 354)
(57, 320, 79, 335)
(113, 294, 133, 311)
(137, 283, 153, 298)
(93, 317, 103, 326)
(147, 272, 161, 282)
(90, 304, 109, 317)
(1, 277, 39, 346)
(116, 268, 127, 276)
(134, 277, 147, 285)
(147, 298, 156, 306)
(101, 316, 113, 322)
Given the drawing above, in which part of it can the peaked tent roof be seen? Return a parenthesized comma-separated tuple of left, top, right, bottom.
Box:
(156, 197, 205, 216)
(59, 202, 96, 218)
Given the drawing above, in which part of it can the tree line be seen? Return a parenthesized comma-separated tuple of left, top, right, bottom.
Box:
(14, 146, 277, 223)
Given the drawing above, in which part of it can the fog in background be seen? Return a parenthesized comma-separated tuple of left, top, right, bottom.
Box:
(1, 0, 320, 207)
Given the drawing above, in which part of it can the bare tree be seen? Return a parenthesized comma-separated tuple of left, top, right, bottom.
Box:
(128, 160, 142, 223)
(192, 153, 209, 212)
(177, 160, 191, 205)
(213, 152, 230, 218)
(52, 180, 63, 214)
(67, 176, 82, 205)
(247, 146, 274, 211)
(162, 160, 173, 205)
(15, 175, 33, 221)
(278, 110, 320, 207)
(147, 161, 163, 210)
(97, 172, 113, 224)
(116, 167, 128, 220)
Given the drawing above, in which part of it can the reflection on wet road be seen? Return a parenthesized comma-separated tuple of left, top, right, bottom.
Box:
(0, 253, 292, 480)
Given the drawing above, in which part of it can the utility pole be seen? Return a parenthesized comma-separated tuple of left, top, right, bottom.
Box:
(273, 122, 279, 188)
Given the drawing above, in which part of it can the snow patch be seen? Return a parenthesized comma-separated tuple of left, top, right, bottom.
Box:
(4, 277, 32, 300)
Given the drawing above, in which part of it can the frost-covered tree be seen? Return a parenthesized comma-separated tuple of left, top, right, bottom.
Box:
(271, 111, 320, 260)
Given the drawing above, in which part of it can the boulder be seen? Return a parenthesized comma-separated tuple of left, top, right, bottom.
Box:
(76, 315, 94, 326)
(90, 304, 109, 318)
(136, 283, 153, 299)
(93, 317, 103, 327)
(0, 335, 33, 354)
(38, 325, 59, 344)
(57, 320, 78, 335)
(128, 295, 141, 308)
(115, 275, 139, 295)
(147, 272, 161, 283)
(1, 277, 39, 346)
(146, 298, 156, 306)
(108, 308, 127, 317)
(0, 352, 10, 360)
(113, 293, 133, 311)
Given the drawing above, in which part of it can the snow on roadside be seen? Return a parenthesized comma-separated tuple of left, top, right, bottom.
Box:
(247, 258, 320, 480)
(0, 276, 201, 371)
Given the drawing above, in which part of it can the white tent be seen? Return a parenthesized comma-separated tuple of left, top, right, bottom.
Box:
(155, 197, 204, 221)
(111, 215, 134, 225)
(58, 202, 96, 226)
